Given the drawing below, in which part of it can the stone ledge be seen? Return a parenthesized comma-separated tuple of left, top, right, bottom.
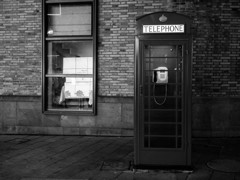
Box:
(0, 95, 41, 102)
(0, 126, 134, 137)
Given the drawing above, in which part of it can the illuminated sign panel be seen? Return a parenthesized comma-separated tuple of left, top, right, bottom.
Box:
(143, 24, 185, 33)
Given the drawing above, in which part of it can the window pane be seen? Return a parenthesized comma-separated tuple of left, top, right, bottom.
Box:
(47, 4, 91, 36)
(144, 136, 149, 148)
(145, 45, 178, 58)
(150, 137, 176, 148)
(145, 97, 176, 109)
(46, 40, 94, 111)
(177, 137, 182, 148)
(43, 0, 96, 114)
(47, 77, 93, 111)
(149, 124, 176, 136)
(149, 110, 176, 122)
(47, 41, 93, 74)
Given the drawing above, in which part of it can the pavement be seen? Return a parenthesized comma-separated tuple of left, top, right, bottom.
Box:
(1, 135, 240, 180)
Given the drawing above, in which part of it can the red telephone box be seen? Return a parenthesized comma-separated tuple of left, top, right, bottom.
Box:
(134, 12, 192, 168)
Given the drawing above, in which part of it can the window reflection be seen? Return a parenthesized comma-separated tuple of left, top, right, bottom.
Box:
(47, 77, 93, 110)
(144, 45, 183, 70)
(43, 0, 96, 113)
(59, 77, 93, 105)
(47, 41, 93, 74)
(47, 4, 91, 36)
(46, 41, 93, 111)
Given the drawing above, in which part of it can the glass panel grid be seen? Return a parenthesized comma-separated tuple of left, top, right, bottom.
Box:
(44, 1, 95, 113)
(143, 44, 184, 149)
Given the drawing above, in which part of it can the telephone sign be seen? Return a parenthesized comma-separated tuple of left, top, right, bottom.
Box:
(143, 24, 185, 33)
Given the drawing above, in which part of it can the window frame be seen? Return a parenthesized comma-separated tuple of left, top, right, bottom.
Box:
(42, 0, 97, 115)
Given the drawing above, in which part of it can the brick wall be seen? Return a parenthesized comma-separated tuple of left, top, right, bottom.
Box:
(98, 0, 240, 97)
(0, 0, 239, 97)
(0, 0, 42, 95)
(191, 1, 240, 97)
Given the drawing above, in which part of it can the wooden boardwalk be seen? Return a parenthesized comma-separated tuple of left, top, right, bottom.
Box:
(0, 135, 240, 180)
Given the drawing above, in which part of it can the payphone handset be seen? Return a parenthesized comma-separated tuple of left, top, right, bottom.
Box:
(152, 67, 168, 84)
(152, 66, 168, 106)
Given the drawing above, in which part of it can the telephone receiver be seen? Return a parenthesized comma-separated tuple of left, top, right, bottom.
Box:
(152, 67, 168, 84)
(152, 66, 168, 106)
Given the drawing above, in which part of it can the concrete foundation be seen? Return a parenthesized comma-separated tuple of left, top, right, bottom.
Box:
(0, 96, 133, 136)
(192, 97, 240, 137)
(1, 96, 240, 137)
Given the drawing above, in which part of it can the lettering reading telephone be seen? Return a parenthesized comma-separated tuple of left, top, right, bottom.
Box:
(152, 67, 168, 105)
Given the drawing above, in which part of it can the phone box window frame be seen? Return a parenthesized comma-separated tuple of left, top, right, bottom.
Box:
(42, 0, 97, 115)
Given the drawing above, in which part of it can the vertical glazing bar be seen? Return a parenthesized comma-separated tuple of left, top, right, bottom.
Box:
(182, 44, 185, 149)
(142, 45, 144, 145)
(175, 45, 179, 148)
(148, 45, 151, 148)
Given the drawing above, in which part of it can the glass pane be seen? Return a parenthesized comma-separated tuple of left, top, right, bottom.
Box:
(146, 58, 177, 71)
(47, 77, 93, 111)
(145, 71, 182, 84)
(144, 124, 149, 135)
(178, 111, 182, 122)
(152, 83, 168, 97)
(47, 4, 91, 36)
(145, 45, 178, 58)
(177, 72, 182, 83)
(46, 40, 93, 111)
(47, 41, 93, 74)
(177, 45, 183, 57)
(177, 58, 183, 70)
(144, 110, 149, 122)
(144, 71, 151, 85)
(178, 98, 182, 109)
(144, 84, 180, 97)
(149, 110, 176, 122)
(150, 137, 176, 148)
(177, 124, 182, 136)
(150, 124, 176, 136)
(144, 137, 149, 147)
(177, 85, 182, 96)
(177, 137, 182, 148)
(145, 97, 176, 109)
(150, 84, 178, 96)
(147, 70, 177, 84)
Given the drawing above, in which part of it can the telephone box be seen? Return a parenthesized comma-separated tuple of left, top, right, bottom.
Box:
(134, 12, 192, 168)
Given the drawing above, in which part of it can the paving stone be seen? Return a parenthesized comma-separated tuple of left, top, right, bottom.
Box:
(210, 171, 235, 180)
(0, 135, 240, 180)
(187, 168, 212, 180)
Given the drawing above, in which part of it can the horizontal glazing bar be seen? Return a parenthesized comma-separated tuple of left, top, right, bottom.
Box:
(144, 57, 183, 59)
(46, 36, 93, 41)
(144, 70, 183, 72)
(144, 122, 182, 124)
(46, 0, 93, 4)
(46, 74, 93, 77)
(144, 135, 183, 138)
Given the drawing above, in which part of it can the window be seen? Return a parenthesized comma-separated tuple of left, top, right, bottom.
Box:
(42, 0, 96, 114)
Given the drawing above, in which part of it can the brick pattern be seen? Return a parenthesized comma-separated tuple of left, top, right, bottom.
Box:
(0, 0, 41, 95)
(98, 0, 240, 97)
(98, 0, 171, 97)
(0, 0, 239, 97)
(191, 1, 240, 97)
